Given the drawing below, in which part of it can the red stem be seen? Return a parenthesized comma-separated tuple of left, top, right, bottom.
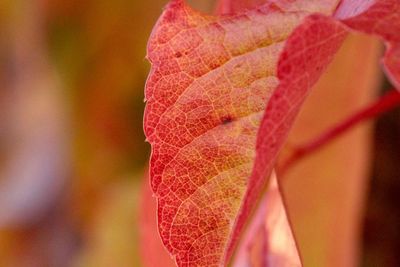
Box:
(278, 89, 400, 175)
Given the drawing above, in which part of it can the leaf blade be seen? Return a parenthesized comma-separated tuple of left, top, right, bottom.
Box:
(144, 1, 343, 266)
(335, 0, 400, 89)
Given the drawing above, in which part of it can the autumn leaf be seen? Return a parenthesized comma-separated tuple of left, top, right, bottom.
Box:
(334, 0, 400, 89)
(279, 34, 381, 267)
(144, 0, 400, 266)
(232, 173, 301, 267)
(144, 1, 342, 265)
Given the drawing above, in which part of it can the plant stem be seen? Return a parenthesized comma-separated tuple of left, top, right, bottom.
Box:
(278, 89, 400, 175)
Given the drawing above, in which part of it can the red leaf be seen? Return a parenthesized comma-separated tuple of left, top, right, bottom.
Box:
(233, 173, 301, 267)
(228, 14, 347, 267)
(144, 0, 400, 266)
(144, 1, 341, 266)
(334, 0, 400, 88)
(277, 34, 382, 266)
